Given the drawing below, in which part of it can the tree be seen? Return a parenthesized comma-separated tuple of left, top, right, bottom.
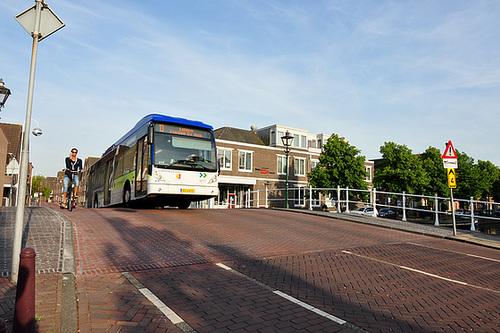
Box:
(307, 133, 368, 190)
(454, 151, 478, 199)
(475, 160, 499, 199)
(373, 142, 429, 194)
(31, 175, 51, 201)
(492, 177, 500, 202)
(420, 146, 448, 197)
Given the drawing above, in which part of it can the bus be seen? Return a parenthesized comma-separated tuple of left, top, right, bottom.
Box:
(86, 114, 219, 208)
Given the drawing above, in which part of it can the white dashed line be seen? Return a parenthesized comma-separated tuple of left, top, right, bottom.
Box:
(122, 272, 196, 332)
(342, 250, 500, 294)
(216, 263, 367, 332)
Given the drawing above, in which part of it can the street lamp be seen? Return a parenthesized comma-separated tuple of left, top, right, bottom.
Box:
(281, 131, 294, 209)
(12, 0, 64, 284)
(0, 79, 12, 109)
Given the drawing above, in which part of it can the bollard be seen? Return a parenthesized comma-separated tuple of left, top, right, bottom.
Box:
(13, 247, 36, 333)
(0, 317, 6, 333)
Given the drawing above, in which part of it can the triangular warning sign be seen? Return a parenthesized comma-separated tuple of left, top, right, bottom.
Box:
(442, 140, 457, 159)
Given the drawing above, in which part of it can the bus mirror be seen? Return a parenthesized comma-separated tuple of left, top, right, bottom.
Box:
(147, 124, 154, 145)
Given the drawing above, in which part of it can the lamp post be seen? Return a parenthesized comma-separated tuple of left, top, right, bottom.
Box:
(0, 79, 12, 109)
(12, 0, 64, 283)
(281, 131, 294, 209)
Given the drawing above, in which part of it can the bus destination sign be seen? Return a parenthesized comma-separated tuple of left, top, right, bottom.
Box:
(155, 123, 211, 139)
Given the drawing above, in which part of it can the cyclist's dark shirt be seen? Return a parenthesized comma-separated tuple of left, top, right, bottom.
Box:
(65, 157, 83, 177)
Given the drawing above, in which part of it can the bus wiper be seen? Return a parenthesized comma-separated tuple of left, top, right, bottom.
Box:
(166, 159, 206, 169)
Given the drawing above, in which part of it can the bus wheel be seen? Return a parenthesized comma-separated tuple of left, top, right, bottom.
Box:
(123, 185, 131, 208)
(178, 200, 191, 209)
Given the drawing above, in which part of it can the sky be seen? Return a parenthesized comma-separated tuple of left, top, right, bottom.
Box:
(1, 0, 499, 177)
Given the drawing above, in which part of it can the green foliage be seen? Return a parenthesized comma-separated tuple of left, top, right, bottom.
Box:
(420, 146, 448, 196)
(374, 143, 500, 201)
(373, 142, 429, 194)
(475, 160, 499, 198)
(307, 133, 368, 190)
(31, 175, 52, 200)
(453, 151, 477, 198)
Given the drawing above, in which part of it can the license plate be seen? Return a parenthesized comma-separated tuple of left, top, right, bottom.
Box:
(181, 189, 195, 193)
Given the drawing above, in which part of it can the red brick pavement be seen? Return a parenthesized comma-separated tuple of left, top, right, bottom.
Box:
(2, 205, 499, 332)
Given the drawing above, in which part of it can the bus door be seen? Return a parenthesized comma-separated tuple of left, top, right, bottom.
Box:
(104, 158, 114, 206)
(135, 137, 150, 197)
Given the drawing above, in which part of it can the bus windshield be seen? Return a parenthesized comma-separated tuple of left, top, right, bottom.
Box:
(154, 130, 217, 171)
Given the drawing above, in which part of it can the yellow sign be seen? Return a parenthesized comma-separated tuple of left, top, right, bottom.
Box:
(447, 168, 457, 188)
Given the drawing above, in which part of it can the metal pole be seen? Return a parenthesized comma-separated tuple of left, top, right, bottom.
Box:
(434, 193, 439, 226)
(337, 185, 341, 213)
(11, 0, 42, 284)
(345, 187, 349, 213)
(470, 197, 476, 231)
(309, 186, 313, 211)
(265, 185, 268, 208)
(285, 149, 289, 209)
(451, 188, 457, 236)
(402, 191, 407, 222)
(470, 196, 475, 231)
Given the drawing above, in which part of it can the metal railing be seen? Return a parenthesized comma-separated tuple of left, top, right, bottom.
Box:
(227, 186, 499, 235)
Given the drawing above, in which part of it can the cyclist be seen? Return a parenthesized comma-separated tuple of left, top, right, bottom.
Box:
(61, 148, 84, 208)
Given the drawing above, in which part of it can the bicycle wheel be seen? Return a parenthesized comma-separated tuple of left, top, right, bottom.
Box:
(68, 185, 73, 212)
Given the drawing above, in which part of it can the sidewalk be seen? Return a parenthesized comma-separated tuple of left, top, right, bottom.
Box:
(0, 205, 498, 332)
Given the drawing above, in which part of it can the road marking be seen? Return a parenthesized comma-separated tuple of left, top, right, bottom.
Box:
(122, 272, 196, 332)
(342, 250, 500, 294)
(272, 290, 346, 325)
(408, 242, 500, 263)
(216, 263, 368, 332)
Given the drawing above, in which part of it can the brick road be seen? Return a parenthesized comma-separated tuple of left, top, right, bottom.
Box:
(1, 205, 499, 332)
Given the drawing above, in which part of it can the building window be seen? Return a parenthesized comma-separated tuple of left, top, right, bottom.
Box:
(278, 131, 284, 145)
(308, 140, 317, 148)
(310, 159, 319, 171)
(301, 135, 306, 148)
(365, 166, 373, 182)
(293, 134, 299, 147)
(238, 151, 252, 171)
(277, 155, 287, 174)
(218, 149, 232, 170)
(294, 158, 305, 176)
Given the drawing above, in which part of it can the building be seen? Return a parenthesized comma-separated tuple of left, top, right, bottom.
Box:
(0, 123, 22, 206)
(214, 124, 374, 209)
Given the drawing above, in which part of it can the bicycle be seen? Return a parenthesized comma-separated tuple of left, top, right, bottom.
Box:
(62, 169, 79, 211)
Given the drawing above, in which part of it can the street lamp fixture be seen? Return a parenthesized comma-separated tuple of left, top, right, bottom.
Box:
(0, 79, 12, 109)
(281, 131, 294, 209)
(31, 119, 42, 136)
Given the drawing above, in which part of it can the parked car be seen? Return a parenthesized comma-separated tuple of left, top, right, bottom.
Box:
(378, 208, 397, 219)
(351, 206, 378, 216)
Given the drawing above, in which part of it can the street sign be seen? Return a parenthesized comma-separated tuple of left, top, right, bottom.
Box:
(443, 159, 458, 169)
(447, 168, 457, 188)
(15, 3, 65, 41)
(442, 140, 458, 169)
(442, 140, 457, 159)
